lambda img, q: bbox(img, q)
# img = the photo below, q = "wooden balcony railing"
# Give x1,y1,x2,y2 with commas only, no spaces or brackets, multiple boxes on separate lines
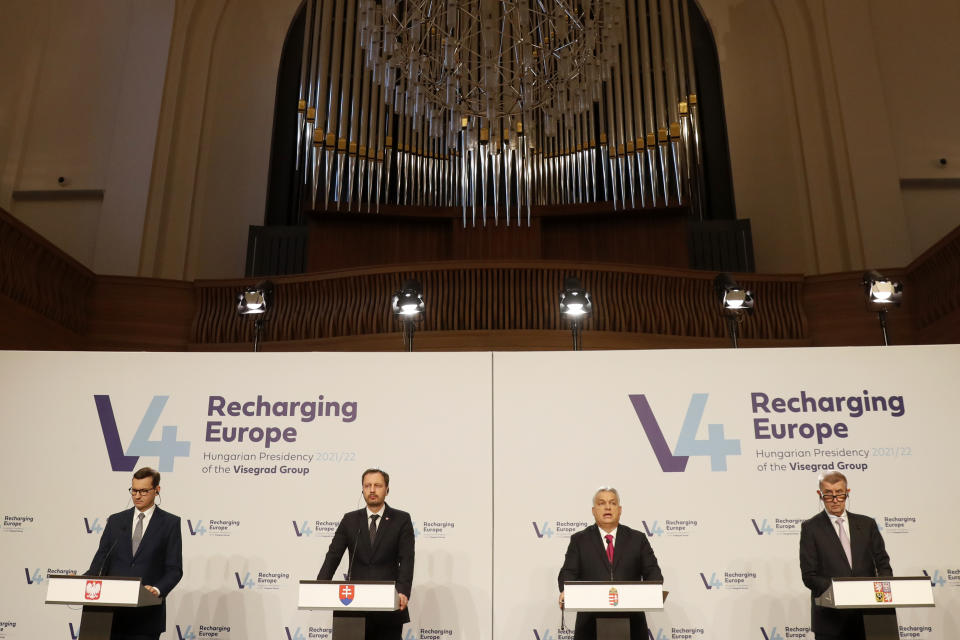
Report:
2,206,957,351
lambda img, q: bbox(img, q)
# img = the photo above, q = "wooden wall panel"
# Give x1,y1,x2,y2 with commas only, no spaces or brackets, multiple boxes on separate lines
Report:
2,206,956,353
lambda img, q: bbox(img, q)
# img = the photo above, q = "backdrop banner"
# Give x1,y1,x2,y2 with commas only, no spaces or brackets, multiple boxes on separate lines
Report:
493,345,958,640
0,351,493,640
1,346,957,640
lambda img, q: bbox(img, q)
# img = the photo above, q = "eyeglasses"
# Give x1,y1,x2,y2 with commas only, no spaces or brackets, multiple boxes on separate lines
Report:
129,488,155,496
820,493,848,502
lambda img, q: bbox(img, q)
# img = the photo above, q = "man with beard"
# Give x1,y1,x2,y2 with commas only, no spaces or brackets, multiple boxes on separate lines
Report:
318,468,415,640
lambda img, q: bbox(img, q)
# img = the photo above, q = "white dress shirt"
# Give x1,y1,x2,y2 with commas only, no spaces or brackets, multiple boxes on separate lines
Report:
826,509,850,542
597,525,619,549
133,504,157,537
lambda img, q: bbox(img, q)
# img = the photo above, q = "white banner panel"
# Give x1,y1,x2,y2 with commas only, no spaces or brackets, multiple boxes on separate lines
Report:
2,346,958,640
0,351,493,640
493,345,959,640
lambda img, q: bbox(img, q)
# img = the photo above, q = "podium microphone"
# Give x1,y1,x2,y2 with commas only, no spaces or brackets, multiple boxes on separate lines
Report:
96,537,120,577
346,492,365,581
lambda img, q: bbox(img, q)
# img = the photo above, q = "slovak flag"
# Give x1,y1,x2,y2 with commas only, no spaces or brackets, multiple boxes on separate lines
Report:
339,584,355,605
608,586,619,606
85,580,102,601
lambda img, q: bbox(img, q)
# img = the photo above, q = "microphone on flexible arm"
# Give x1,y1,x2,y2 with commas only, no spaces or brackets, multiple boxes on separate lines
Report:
345,492,364,581
94,492,132,577
97,537,120,577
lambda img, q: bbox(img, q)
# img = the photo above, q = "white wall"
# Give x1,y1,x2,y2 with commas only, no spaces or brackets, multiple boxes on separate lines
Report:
707,0,960,272
0,0,173,275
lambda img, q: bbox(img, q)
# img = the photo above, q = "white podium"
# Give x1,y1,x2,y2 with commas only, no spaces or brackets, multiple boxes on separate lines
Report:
299,580,399,640
814,576,935,640
563,581,665,640
45,575,161,640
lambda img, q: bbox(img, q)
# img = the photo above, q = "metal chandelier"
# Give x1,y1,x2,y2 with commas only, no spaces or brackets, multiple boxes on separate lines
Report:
294,0,705,226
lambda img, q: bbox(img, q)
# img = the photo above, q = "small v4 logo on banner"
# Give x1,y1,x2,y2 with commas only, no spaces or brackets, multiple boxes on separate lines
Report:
94,395,190,472
641,521,664,537
187,520,206,536
760,627,785,640
83,517,103,534
24,568,43,585
700,572,723,590
176,625,197,640
69,622,80,640
923,569,946,587
285,628,306,640
292,521,313,537
532,521,554,538
234,572,255,589
629,393,741,472
647,630,669,640
751,519,774,535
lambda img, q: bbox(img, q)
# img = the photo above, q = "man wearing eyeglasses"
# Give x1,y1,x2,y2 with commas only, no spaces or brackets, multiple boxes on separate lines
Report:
799,471,892,640
85,467,183,640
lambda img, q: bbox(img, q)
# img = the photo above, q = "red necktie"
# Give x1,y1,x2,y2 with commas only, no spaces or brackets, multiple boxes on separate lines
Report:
605,534,614,564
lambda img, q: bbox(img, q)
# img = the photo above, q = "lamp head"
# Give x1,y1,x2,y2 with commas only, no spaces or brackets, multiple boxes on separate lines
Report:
392,279,425,319
863,270,903,307
715,273,754,315
237,281,274,316
560,276,593,318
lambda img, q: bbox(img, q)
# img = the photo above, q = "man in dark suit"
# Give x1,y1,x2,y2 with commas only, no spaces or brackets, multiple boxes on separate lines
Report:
86,467,183,640
317,468,415,640
799,471,893,640
558,486,663,640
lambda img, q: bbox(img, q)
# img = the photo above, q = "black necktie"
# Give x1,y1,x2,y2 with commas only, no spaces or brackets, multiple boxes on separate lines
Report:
369,514,379,545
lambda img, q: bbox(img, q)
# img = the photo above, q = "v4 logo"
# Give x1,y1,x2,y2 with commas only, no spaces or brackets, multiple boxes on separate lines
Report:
234,572,255,589
532,521,554,539
69,622,80,640
293,521,313,537
923,570,946,587
285,628,306,640
629,393,740,472
760,627,785,640
176,625,197,640
532,630,554,640
24,568,43,585
641,521,664,537
84,517,103,534
187,520,207,536
700,572,723,589
647,630,669,640
94,395,190,472
751,519,774,535
404,630,419,640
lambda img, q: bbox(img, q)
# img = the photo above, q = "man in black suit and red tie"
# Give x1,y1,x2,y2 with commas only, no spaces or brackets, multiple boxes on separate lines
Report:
317,468,416,640
558,486,664,640
799,471,893,640
86,467,183,640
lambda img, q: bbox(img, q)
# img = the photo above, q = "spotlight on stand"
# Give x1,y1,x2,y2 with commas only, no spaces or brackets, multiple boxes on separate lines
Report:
236,280,274,352
392,279,425,352
863,270,903,346
559,276,593,351
715,273,754,348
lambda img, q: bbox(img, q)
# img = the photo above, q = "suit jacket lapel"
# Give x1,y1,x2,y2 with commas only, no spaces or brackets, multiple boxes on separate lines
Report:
611,527,626,574
818,511,851,572
590,525,612,571
847,512,866,563
370,505,391,555
133,508,162,559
